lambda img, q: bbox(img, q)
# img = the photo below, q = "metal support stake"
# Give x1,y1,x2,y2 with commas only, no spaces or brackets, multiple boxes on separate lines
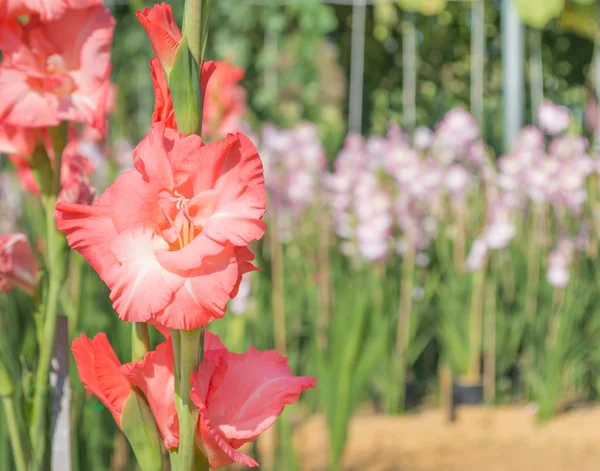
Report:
471,0,485,128
403,12,417,136
50,316,71,471
502,0,524,150
349,0,367,132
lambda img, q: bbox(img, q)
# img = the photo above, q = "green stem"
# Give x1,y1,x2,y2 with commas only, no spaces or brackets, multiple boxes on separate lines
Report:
177,328,203,471
30,198,64,468
30,123,68,468
131,323,150,362
3,397,27,471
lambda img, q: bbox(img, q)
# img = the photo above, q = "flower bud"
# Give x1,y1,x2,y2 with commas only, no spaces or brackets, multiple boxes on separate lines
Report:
168,36,203,136
120,391,164,471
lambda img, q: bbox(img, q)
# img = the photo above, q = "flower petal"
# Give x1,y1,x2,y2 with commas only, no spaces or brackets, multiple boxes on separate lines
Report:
108,227,184,323
136,3,182,73
194,347,316,441
71,333,132,427
56,188,120,286
121,339,179,449
197,418,259,469
153,246,238,330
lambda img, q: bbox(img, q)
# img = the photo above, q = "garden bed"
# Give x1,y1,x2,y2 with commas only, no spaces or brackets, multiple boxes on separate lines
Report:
294,405,600,471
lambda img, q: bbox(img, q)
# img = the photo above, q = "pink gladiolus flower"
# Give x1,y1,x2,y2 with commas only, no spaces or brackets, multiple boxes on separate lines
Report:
0,0,103,22
56,123,266,330
0,7,115,130
71,333,133,427
191,343,316,469
0,233,37,295
73,331,315,467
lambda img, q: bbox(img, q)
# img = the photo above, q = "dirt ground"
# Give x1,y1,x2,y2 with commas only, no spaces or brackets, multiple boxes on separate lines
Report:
292,405,600,471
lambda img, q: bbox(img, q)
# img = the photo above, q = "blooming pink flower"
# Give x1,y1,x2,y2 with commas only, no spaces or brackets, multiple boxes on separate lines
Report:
0,0,103,22
73,330,315,468
0,7,114,130
191,343,316,469
0,233,37,295
56,123,266,330
71,333,133,427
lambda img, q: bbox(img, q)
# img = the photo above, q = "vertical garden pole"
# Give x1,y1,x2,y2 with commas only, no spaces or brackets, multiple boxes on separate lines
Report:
470,0,485,127
50,316,70,471
529,28,544,124
349,0,367,132
502,0,524,150
403,12,417,135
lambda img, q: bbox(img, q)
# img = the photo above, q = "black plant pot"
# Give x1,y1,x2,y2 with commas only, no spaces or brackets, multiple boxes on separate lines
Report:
448,379,484,422
453,381,484,406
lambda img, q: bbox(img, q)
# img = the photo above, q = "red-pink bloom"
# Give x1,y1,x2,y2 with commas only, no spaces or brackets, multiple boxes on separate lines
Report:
191,344,317,469
202,60,246,142
56,123,266,330
0,233,37,295
0,0,103,22
71,333,132,427
0,7,114,130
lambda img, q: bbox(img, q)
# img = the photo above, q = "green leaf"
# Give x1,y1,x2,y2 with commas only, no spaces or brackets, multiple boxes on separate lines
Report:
515,0,565,29
120,392,164,471
168,35,202,136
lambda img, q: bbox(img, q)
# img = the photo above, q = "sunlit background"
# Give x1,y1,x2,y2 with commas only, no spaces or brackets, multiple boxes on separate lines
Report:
4,0,600,470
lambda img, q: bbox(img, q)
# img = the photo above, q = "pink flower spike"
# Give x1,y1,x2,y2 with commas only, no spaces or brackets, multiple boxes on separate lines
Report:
191,343,316,469
0,233,37,296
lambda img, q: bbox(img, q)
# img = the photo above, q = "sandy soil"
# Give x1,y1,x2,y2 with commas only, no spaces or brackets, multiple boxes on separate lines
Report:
293,405,600,471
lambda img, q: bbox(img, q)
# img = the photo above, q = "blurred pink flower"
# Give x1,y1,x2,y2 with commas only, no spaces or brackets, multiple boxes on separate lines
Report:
0,7,115,132
0,0,103,22
547,239,574,288
538,100,571,136
0,233,37,295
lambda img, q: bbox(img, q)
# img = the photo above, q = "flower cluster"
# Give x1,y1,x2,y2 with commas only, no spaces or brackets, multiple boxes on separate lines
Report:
326,108,488,264
259,121,327,241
